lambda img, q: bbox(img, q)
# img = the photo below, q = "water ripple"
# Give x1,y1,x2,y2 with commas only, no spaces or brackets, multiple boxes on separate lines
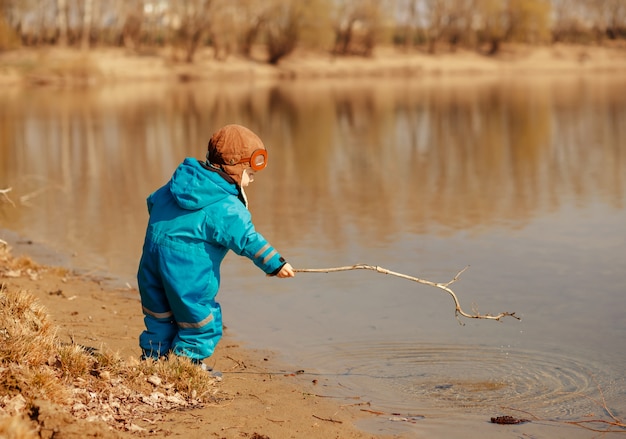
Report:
304,341,622,418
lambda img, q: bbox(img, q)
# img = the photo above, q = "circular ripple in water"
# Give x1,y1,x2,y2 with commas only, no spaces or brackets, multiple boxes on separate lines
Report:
305,341,624,419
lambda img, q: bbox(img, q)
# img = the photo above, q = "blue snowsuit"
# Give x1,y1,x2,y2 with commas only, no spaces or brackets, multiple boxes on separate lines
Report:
137,158,286,361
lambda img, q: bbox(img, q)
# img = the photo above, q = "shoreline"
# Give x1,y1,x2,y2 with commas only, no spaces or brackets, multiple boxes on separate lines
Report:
1,43,626,88
0,230,402,439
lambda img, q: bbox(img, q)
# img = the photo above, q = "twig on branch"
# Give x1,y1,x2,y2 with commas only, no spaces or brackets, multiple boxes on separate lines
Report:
294,264,519,324
20,187,50,206
0,187,15,207
312,414,343,424
563,375,626,432
501,379,626,433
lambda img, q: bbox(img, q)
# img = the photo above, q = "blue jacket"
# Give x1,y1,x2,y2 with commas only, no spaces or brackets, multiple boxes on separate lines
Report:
138,158,285,357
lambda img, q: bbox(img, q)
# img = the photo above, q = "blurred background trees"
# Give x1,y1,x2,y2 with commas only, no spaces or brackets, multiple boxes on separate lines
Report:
0,0,624,60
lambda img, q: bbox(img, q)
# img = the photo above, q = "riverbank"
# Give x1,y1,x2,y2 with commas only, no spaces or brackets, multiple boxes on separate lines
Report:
1,42,626,87
0,235,401,439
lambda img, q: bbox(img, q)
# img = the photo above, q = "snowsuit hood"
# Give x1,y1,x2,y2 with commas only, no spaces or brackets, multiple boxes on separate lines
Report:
169,157,238,210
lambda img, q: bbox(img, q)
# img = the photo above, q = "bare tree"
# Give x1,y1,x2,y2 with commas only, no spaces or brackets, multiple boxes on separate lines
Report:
551,0,589,43
331,0,357,55
475,0,508,54
81,0,93,49
423,0,448,53
206,0,241,61
3,0,625,58
331,0,390,56
399,0,421,50
240,14,264,58
55,0,68,46
263,0,332,64
445,0,479,51
421,0,481,53
0,0,20,49
505,0,552,44
121,12,142,49
229,0,268,58
171,0,213,63
604,0,626,40
264,0,299,64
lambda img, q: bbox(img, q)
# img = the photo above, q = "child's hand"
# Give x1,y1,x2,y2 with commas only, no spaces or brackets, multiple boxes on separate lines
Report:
276,263,295,278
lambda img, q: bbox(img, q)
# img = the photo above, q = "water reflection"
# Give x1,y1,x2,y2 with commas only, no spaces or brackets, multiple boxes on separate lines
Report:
1,77,624,277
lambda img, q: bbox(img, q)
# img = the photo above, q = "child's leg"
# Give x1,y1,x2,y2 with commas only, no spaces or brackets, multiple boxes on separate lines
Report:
170,301,223,361
154,245,224,361
139,314,177,359
137,250,177,359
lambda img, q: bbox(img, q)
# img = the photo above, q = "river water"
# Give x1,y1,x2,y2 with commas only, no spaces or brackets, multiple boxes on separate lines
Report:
1,75,625,438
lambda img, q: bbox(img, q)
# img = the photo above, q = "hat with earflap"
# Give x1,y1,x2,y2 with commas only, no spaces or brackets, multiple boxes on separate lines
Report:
207,124,268,187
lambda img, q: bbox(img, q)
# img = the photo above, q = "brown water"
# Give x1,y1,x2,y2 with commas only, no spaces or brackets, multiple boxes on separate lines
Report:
1,76,625,438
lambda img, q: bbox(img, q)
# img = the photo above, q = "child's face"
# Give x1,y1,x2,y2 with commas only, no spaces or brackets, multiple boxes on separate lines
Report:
241,168,255,187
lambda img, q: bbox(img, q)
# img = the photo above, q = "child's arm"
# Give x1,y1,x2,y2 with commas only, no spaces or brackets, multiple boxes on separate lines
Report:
211,204,290,276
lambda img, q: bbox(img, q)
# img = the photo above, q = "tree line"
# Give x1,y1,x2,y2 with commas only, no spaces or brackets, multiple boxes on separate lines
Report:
1,0,625,64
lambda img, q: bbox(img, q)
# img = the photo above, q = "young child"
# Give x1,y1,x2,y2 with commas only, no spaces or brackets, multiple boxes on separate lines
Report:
137,124,295,364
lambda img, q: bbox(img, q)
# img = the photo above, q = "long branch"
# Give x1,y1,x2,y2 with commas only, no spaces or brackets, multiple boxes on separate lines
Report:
294,264,519,323
0,187,15,207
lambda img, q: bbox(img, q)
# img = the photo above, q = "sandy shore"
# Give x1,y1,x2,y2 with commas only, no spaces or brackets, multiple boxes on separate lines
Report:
1,43,626,87
1,234,401,439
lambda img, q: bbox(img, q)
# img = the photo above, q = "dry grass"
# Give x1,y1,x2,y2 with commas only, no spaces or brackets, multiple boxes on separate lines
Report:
0,49,102,86
0,244,222,436
26,51,102,86
0,415,37,439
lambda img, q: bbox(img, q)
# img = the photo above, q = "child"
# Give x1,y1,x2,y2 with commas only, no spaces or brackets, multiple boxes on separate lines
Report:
137,124,295,364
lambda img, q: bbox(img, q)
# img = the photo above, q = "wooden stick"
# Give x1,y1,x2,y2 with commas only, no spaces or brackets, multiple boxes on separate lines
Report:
294,264,519,323
0,187,15,207
312,414,343,424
